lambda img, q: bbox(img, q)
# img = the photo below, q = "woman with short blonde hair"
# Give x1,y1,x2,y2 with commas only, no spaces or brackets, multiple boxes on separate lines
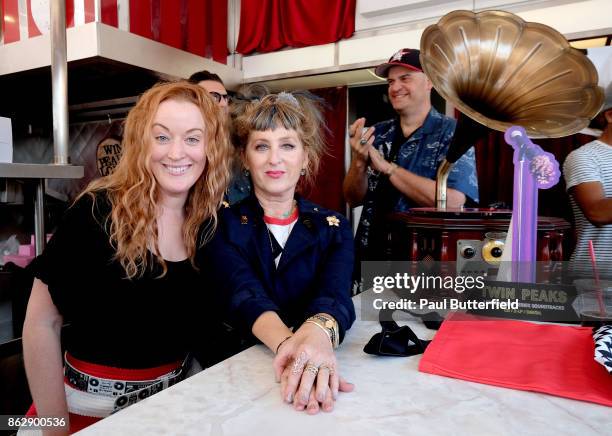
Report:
206,87,355,415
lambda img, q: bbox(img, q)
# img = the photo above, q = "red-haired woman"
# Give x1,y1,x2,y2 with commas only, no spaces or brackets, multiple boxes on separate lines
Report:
22,81,231,434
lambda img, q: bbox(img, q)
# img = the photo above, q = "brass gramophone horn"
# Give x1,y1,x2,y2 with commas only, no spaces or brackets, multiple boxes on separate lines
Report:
420,10,604,208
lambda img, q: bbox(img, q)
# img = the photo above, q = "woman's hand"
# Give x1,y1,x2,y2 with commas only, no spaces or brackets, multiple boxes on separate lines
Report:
273,323,354,412
278,364,354,414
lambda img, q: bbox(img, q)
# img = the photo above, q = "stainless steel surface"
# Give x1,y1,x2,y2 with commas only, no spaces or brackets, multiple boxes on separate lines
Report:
34,179,45,255
420,10,604,139
0,163,84,179
247,61,383,86
51,0,69,165
1,162,83,254
435,159,452,209
0,179,24,203
69,96,139,111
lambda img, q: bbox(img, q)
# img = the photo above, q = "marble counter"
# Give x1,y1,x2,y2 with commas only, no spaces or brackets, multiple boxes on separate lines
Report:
76,295,612,436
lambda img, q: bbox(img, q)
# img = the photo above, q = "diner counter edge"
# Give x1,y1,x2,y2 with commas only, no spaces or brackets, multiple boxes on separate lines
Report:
75,295,612,436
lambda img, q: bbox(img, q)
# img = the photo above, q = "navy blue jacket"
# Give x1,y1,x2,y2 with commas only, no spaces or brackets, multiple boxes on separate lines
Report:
204,195,356,342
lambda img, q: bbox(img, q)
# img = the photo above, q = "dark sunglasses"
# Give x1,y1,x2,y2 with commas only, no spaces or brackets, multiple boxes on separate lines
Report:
209,91,231,103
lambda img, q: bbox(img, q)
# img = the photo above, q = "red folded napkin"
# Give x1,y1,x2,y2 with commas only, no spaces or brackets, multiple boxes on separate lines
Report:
419,316,612,407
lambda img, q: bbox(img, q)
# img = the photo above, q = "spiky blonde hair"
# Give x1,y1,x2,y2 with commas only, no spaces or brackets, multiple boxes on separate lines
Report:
231,87,328,189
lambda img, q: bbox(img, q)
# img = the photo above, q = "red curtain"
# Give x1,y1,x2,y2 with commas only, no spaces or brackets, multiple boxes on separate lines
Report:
129,0,228,63
236,0,356,55
187,0,228,62
84,0,96,24
1,0,20,44
305,87,348,215
101,0,118,27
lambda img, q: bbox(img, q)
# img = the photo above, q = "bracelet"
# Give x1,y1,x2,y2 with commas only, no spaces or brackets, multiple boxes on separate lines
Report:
304,313,339,349
275,335,292,354
305,319,333,344
387,163,398,177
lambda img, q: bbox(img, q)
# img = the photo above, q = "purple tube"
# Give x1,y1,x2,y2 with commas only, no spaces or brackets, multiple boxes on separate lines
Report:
504,126,560,283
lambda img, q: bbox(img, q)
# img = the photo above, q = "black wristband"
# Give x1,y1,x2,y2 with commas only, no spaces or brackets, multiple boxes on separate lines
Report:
275,335,292,354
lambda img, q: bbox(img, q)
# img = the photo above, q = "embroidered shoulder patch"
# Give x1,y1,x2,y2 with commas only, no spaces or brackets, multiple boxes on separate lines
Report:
327,216,340,227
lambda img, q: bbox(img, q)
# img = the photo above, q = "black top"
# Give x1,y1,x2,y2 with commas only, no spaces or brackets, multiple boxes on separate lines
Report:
30,192,209,368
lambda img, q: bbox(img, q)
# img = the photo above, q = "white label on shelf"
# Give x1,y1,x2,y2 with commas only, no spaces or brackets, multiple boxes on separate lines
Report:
0,117,13,163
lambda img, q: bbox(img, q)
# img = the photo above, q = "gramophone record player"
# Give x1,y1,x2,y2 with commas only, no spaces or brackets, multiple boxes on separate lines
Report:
420,9,604,209
385,10,599,266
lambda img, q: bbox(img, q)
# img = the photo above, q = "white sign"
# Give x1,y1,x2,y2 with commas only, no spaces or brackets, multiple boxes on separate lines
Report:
0,117,13,163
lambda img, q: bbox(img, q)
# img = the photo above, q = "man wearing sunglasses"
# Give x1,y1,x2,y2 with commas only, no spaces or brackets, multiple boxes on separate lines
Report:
188,70,249,204
188,70,231,112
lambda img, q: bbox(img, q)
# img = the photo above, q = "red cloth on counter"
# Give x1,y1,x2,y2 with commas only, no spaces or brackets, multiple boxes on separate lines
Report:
419,316,612,407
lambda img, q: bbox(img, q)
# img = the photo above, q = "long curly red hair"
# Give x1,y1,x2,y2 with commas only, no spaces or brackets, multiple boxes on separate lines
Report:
82,81,231,278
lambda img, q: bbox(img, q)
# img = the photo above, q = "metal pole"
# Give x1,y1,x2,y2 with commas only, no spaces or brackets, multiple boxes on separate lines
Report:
51,0,69,165
34,179,45,255
435,159,453,209
37,0,69,254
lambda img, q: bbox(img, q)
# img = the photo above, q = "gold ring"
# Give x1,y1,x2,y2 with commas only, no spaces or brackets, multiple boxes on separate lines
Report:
304,362,319,376
319,364,334,375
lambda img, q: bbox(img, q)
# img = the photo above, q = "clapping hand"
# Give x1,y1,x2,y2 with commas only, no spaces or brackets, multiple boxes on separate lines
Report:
348,118,375,165
368,145,393,175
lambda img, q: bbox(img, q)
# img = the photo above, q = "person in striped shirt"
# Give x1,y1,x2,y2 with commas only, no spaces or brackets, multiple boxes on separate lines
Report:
563,89,612,277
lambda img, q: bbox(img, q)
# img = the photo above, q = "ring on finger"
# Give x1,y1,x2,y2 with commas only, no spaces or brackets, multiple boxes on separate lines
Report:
360,137,367,145
319,364,335,376
292,351,308,374
304,362,319,376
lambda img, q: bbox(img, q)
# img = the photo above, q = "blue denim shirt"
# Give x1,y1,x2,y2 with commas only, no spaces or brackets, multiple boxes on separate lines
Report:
355,108,479,259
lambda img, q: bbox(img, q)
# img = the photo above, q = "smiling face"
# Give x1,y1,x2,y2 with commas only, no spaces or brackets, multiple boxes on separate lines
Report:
244,127,308,201
149,99,207,205
387,65,432,114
